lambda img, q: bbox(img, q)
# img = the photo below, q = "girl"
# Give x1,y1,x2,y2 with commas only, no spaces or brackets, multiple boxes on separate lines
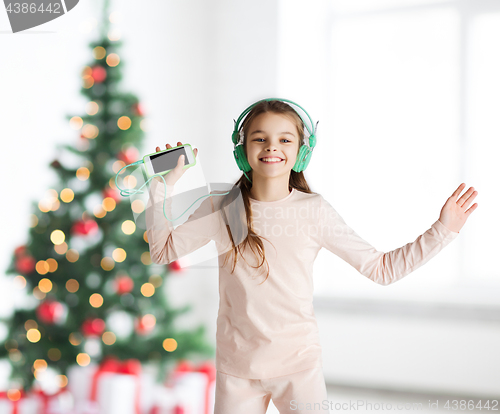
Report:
145,99,478,414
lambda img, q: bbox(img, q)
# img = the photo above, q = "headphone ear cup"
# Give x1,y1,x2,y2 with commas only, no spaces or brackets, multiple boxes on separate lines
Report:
233,144,252,172
293,145,311,172
301,149,313,171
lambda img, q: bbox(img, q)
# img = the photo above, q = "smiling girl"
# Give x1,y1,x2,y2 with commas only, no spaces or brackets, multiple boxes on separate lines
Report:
145,98,478,414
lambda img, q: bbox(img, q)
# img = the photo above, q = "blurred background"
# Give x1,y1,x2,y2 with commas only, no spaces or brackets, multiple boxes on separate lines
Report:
0,0,498,412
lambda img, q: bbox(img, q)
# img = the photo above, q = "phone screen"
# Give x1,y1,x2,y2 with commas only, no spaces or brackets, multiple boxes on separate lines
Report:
150,147,187,173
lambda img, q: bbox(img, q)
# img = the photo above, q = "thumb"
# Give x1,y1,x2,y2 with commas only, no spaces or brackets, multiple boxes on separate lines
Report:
177,154,185,167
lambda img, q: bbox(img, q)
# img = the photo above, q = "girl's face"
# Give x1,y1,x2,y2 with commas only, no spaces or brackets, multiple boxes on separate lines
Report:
245,112,301,179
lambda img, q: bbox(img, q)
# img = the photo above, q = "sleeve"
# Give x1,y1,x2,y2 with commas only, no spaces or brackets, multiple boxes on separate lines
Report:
145,178,223,265
318,196,460,285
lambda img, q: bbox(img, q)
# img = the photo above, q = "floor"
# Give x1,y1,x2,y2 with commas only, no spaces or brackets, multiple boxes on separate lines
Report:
265,383,497,413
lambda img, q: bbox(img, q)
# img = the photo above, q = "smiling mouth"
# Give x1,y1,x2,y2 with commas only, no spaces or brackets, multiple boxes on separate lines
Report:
259,157,284,163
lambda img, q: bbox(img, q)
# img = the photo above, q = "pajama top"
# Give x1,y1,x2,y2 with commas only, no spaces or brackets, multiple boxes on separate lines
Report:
145,179,459,380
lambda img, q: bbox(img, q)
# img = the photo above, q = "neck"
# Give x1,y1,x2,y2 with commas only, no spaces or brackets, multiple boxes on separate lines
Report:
249,174,291,202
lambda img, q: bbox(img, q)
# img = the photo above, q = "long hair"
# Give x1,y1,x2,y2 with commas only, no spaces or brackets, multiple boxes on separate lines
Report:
219,100,317,284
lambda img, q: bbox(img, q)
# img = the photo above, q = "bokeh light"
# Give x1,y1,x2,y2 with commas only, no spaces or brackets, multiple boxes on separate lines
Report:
60,188,75,203
100,257,115,271
82,124,99,139
66,279,79,293
163,338,178,352
106,53,120,67
102,331,116,345
121,220,136,235
38,278,53,293
102,197,116,212
54,242,68,255
76,167,90,181
27,329,41,343
66,249,79,263
50,230,65,245
76,353,91,366
70,116,83,130
112,248,126,262
89,293,103,308
92,46,106,60
35,261,49,275
140,283,155,297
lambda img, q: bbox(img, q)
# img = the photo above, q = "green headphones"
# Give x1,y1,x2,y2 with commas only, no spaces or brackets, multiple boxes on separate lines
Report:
231,98,319,181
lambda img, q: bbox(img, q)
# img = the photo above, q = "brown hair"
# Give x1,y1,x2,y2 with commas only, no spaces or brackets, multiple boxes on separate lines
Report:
218,100,317,284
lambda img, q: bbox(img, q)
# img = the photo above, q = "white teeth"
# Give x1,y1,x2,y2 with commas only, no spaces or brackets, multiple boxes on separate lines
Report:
260,158,282,162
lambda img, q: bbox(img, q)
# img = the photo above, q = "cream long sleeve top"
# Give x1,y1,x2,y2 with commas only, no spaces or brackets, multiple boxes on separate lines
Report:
145,179,460,380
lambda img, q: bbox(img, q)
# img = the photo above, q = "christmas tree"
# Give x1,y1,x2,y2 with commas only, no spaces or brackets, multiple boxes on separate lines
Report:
0,0,214,393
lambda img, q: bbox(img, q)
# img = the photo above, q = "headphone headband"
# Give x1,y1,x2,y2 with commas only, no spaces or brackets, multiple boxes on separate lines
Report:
232,98,318,145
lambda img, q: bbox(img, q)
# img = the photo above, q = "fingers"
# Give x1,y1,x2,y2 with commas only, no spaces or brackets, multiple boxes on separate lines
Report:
458,186,476,203
156,143,197,161
157,142,182,152
460,189,478,210
453,183,466,198
465,202,479,216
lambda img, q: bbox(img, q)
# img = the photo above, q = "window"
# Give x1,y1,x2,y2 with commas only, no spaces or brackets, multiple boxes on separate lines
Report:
278,0,499,306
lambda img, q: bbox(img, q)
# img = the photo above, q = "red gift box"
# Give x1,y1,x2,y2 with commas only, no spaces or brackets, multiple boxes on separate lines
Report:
0,390,39,414
167,360,216,414
90,356,142,414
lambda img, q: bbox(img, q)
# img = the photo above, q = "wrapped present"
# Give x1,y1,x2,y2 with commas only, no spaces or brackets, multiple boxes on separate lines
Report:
31,388,74,414
148,383,181,414
90,356,141,414
150,404,186,414
68,356,154,414
0,390,41,414
166,360,216,414
67,364,98,405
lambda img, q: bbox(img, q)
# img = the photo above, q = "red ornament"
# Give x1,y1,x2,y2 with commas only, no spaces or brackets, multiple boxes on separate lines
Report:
15,255,36,274
168,260,184,273
81,318,106,337
134,315,155,336
131,102,144,117
72,219,98,236
37,300,65,325
117,147,140,165
102,187,121,203
173,406,186,414
91,66,107,83
14,245,27,257
114,275,134,295
14,245,36,274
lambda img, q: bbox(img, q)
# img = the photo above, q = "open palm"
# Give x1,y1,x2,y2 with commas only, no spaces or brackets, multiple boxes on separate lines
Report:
439,183,478,233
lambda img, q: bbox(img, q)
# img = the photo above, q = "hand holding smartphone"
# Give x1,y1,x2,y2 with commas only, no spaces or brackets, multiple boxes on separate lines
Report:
143,141,198,187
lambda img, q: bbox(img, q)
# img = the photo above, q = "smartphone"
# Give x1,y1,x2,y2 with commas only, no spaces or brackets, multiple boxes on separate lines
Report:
143,144,196,178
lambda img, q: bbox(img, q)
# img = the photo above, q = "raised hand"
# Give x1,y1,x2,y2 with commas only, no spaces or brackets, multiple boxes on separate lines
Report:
438,183,478,233
153,141,198,186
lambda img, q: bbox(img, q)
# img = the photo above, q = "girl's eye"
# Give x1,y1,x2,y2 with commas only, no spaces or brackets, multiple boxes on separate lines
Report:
254,138,291,143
